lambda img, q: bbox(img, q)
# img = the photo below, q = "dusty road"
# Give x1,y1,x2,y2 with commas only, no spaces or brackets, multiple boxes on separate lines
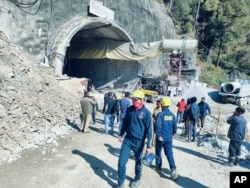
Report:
0,101,249,188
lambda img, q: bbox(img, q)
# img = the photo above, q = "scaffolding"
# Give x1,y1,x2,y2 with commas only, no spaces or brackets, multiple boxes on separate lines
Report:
167,50,183,86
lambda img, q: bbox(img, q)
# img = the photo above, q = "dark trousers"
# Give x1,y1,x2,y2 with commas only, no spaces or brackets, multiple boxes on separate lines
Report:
229,140,242,157
117,138,144,186
155,138,176,170
198,116,205,128
91,112,96,123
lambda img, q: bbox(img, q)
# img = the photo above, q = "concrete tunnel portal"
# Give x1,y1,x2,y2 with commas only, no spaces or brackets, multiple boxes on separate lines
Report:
54,18,139,89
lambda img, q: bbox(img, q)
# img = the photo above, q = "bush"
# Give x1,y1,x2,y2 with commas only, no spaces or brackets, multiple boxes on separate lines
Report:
199,63,230,86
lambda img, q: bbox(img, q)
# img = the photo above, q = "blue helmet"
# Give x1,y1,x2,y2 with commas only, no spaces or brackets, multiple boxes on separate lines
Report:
142,153,155,167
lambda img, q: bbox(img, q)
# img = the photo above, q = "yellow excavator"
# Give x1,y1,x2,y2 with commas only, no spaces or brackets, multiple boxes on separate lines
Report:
140,89,159,103
138,76,169,103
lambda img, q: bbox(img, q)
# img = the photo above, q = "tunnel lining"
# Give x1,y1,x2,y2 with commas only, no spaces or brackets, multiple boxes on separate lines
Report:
50,17,133,76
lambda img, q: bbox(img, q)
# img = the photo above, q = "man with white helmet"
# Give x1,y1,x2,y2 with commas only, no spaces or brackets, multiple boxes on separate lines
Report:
155,97,178,180
117,90,152,188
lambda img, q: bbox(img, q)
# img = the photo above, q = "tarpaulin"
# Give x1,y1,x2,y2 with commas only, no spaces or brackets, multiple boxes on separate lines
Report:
71,39,197,60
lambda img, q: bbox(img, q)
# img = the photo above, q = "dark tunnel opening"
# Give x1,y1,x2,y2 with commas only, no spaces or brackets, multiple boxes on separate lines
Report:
63,38,138,89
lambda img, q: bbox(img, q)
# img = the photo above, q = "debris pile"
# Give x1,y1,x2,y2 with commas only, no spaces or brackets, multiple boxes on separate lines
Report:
0,32,81,164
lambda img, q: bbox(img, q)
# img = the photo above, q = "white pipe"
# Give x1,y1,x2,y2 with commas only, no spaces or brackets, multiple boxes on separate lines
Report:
162,39,198,53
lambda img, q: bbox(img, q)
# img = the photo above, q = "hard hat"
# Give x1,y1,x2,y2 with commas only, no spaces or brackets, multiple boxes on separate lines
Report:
142,153,155,167
161,97,171,106
132,90,145,99
89,92,94,97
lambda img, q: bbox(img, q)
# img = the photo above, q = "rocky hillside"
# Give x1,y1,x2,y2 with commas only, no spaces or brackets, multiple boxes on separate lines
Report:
0,32,81,164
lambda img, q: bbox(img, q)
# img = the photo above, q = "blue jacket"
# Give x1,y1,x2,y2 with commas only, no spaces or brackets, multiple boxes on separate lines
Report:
227,115,247,141
120,105,152,148
103,97,117,114
119,97,131,118
198,102,211,117
188,102,200,121
155,108,177,141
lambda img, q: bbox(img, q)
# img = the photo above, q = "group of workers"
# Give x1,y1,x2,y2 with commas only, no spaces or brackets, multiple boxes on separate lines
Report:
80,88,247,188
117,90,178,188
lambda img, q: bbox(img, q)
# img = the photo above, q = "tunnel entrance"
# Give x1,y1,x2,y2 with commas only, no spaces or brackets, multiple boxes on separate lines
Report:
57,18,138,89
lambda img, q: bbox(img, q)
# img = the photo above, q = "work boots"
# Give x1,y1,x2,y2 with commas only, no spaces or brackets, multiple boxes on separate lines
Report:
234,157,240,166
227,156,234,167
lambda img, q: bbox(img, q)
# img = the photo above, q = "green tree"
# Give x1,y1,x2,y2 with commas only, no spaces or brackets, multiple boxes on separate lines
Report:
197,0,250,74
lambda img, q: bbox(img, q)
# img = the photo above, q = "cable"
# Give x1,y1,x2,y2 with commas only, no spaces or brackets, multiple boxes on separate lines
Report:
45,0,54,56
9,0,43,15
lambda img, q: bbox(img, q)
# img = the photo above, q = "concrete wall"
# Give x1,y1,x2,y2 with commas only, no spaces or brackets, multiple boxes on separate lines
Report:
0,0,175,76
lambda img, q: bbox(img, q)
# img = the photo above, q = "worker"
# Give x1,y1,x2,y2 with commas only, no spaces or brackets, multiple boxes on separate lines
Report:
176,98,186,124
114,95,121,124
187,97,200,142
89,92,98,124
80,91,96,133
197,97,211,134
152,100,162,146
118,92,132,134
103,92,117,135
155,97,178,181
226,106,247,166
117,90,152,188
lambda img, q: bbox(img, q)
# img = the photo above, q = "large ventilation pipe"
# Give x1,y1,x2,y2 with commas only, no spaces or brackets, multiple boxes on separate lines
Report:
222,82,241,93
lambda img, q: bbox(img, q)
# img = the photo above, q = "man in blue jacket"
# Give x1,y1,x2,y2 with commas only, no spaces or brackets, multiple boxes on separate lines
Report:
188,97,200,142
119,92,132,134
227,106,247,166
198,97,211,134
103,92,117,135
155,97,178,181
117,90,152,188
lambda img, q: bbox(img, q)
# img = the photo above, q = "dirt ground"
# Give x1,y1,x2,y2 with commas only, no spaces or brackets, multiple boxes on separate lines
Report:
0,98,249,188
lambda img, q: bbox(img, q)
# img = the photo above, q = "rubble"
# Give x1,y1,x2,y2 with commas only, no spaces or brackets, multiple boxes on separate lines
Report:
0,32,81,164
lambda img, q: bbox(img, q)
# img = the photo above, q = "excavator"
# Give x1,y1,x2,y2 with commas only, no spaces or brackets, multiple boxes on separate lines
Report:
138,76,169,103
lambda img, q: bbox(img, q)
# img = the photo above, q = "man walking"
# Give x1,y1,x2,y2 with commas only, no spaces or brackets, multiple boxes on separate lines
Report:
176,98,186,124
187,97,200,142
198,97,211,134
119,92,131,133
117,90,152,188
103,91,117,135
226,106,247,166
80,91,96,133
155,97,178,180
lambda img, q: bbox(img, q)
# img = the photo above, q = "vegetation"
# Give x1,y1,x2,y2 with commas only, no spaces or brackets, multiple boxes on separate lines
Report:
198,63,230,86
166,0,250,85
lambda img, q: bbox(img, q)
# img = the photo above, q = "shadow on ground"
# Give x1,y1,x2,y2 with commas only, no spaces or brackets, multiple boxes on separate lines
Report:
156,168,209,188
72,149,119,187
173,146,225,165
66,118,80,132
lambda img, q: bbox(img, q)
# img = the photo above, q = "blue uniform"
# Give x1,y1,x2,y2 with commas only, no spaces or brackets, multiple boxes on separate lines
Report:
118,105,152,186
119,97,131,133
198,101,211,128
155,107,177,171
188,102,200,142
227,114,247,157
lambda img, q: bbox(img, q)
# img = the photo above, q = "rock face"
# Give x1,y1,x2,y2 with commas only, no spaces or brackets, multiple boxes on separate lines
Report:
0,0,176,164
0,0,175,76
0,32,81,164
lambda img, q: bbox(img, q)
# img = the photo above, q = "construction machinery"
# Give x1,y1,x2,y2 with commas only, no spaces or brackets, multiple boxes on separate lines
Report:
137,76,169,102
219,79,250,106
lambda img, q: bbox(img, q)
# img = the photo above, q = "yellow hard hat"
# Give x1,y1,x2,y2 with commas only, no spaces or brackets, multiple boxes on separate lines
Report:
161,97,171,106
116,95,122,100
132,90,145,99
89,92,94,97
